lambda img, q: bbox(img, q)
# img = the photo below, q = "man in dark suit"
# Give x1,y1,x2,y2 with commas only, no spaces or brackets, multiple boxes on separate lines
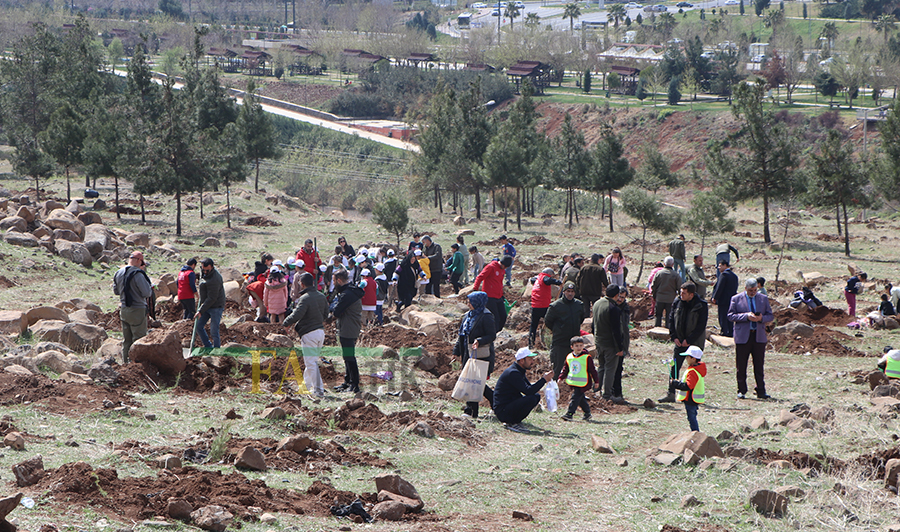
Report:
710,260,738,337
727,277,774,400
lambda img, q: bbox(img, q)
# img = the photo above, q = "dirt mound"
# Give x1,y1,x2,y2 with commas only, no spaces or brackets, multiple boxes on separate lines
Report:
245,216,281,227
629,291,653,322
155,299,249,324
35,461,370,522
0,373,138,414
816,233,843,242
167,319,296,349
0,276,16,288
358,324,455,376
750,447,844,474
476,237,522,246
520,235,558,245
95,310,122,331
661,526,734,532
773,306,852,327
851,445,900,480
769,325,865,357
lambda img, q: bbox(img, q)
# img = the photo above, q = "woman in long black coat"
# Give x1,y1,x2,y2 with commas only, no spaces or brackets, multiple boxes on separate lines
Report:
393,252,421,312
454,291,496,418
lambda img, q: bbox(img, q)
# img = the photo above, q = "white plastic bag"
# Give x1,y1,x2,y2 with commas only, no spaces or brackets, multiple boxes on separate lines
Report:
544,380,559,413
451,359,489,402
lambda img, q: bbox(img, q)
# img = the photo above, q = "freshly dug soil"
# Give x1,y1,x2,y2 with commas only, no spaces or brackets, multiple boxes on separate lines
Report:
245,216,281,227
357,324,455,376
769,326,865,357
750,447,845,474
773,306,852,327
32,461,371,522
0,373,139,414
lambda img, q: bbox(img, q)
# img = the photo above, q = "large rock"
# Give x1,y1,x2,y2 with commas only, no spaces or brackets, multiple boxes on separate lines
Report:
591,435,615,453
234,446,267,471
45,209,85,240
77,211,102,226
219,268,243,283
125,232,150,247
885,458,900,490
374,473,421,501
31,320,67,343
372,500,406,521
749,489,788,515
0,493,22,521
130,329,186,374
0,216,26,233
190,505,233,532
658,432,724,459
377,490,424,512
83,224,111,257
69,309,101,325
708,334,735,348
276,435,312,454
647,327,670,341
4,230,38,247
88,359,120,385
15,206,34,223
437,371,459,392
12,454,44,487
167,498,194,520
58,322,107,352
95,338,123,360
407,311,450,338
32,350,78,375
25,306,69,327
771,321,814,338
55,240,93,268
223,281,242,304
52,228,80,242
0,311,26,335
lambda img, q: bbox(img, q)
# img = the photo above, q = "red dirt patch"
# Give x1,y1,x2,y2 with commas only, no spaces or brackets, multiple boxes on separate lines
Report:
751,447,845,474
245,216,281,227
769,325,865,357
0,373,138,414
31,461,371,522
0,276,16,288
357,324,454,376
773,306,853,327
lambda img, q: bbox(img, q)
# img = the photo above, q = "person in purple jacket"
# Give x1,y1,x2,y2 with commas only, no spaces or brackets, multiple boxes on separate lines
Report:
728,278,774,400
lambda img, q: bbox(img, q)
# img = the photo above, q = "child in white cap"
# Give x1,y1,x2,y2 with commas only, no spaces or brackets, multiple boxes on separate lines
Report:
374,263,387,326
670,345,707,432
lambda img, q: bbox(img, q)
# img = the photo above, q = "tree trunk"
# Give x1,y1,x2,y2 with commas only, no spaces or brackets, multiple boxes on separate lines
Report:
503,186,508,231
115,175,121,220
842,201,850,257
700,234,706,256
516,187,522,231
762,190,771,243
34,175,40,201
574,191,580,224
176,190,182,236
84,170,90,188
434,185,439,208
475,187,482,219
255,158,260,193
836,204,842,236
438,188,443,213
492,189,496,213
568,189,574,229
66,166,71,203
608,188,615,232
140,194,146,223
199,184,204,219
226,181,231,228
636,225,647,286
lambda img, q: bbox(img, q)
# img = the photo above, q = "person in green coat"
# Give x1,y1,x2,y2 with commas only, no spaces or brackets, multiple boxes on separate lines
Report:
448,243,465,294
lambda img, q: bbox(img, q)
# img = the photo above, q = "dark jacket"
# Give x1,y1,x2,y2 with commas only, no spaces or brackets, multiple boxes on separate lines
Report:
114,265,153,309
575,263,609,300
424,242,444,274
331,282,364,339
686,263,714,300
651,267,681,304
668,238,686,261
493,362,547,414
592,296,624,352
394,257,421,303
197,268,225,315
454,309,497,375
669,295,708,349
711,268,739,306
618,300,631,356
283,286,328,338
544,296,585,347
845,276,863,294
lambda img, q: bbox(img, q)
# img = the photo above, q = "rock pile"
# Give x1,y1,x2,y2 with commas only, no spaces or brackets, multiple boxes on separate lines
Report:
372,473,424,521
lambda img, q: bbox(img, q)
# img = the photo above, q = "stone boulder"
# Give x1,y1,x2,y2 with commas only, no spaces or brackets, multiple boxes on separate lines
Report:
4,230,38,247
88,359,120,385
885,458,900,490
167,498,194,520
83,224,111,257
202,237,220,247
57,322,107,352
658,432,724,459
39,200,64,218
130,329,186,374
15,206,35,223
65,199,83,215
95,338,123,360
30,320,67,343
12,454,44,487
374,473,421,501
190,505,233,532
771,321,814,338
125,232,150,247
219,268,243,283
372,500,406,521
32,350,78,375
377,490,424,512
56,240,93,268
234,446,267,471
52,228,80,242
749,489,788,516
0,216,26,233
407,311,450,338
25,306,70,327
77,211,102,226
647,327,671,341
69,309,101,325
45,209,85,240
276,435,313,454
0,311,27,335
223,281,242,304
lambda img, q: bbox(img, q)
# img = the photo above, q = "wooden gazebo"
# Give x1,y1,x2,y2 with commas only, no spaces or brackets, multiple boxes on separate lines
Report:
506,61,552,94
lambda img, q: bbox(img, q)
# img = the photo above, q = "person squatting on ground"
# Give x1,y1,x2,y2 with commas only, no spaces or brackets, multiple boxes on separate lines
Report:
331,269,364,394
544,281,585,379
177,258,198,320
670,345,707,432
454,291,496,419
878,347,900,379
558,336,599,421
592,284,626,404
651,256,681,328
660,282,708,403
528,268,563,349
492,348,553,433
473,255,512,332
728,277,774,400
195,258,225,349
114,250,153,363
283,272,328,397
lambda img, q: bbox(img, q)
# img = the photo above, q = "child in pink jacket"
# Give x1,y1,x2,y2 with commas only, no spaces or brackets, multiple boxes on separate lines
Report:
263,267,289,323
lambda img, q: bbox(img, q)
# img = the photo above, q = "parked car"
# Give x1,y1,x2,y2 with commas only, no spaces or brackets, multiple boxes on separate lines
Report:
652,4,667,10
751,54,766,63
700,50,716,59
514,0,525,8
625,2,643,7
472,2,487,8
724,0,739,5
676,1,692,6
491,8,501,15
642,4,655,10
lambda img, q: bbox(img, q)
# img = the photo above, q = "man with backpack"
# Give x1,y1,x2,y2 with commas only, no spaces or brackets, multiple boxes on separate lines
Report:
113,251,154,363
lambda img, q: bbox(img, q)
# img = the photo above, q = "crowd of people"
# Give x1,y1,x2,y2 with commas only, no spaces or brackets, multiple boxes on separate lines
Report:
111,232,897,433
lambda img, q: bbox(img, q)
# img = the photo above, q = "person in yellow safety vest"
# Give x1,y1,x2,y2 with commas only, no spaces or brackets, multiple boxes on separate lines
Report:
671,345,707,432
877,347,900,379
557,336,599,422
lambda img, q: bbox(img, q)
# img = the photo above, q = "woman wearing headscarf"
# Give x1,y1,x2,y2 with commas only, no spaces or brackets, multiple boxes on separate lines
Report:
454,291,496,418
392,251,421,312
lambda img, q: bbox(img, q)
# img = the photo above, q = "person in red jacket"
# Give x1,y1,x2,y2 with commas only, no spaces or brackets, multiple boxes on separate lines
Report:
473,255,513,332
359,268,377,326
528,267,563,348
296,239,322,279
177,258,198,319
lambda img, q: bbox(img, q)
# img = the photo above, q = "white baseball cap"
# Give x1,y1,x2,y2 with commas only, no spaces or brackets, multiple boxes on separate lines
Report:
375,263,385,272
685,346,703,360
515,347,538,361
